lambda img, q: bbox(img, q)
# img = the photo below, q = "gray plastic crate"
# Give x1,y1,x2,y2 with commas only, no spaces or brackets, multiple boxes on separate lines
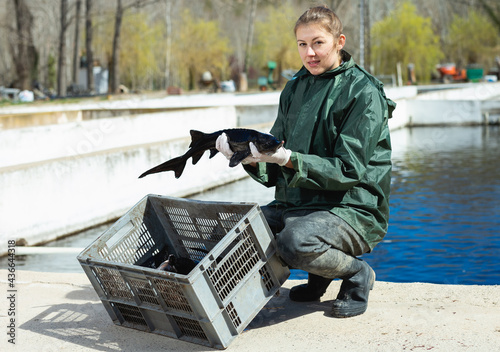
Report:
77,194,289,349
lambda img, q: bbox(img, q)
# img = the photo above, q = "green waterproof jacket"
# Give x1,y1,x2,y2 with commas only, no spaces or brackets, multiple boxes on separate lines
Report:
246,51,396,250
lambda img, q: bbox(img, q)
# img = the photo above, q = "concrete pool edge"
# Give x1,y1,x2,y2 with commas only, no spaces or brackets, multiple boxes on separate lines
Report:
2,269,499,351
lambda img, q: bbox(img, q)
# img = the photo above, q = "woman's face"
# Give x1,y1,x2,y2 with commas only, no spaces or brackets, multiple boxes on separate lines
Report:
296,23,345,76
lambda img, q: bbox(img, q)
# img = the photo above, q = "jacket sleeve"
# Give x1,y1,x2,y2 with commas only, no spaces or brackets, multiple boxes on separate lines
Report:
286,87,388,191
243,162,281,187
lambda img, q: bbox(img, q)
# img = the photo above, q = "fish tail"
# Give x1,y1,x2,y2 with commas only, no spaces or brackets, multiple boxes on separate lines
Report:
138,156,187,179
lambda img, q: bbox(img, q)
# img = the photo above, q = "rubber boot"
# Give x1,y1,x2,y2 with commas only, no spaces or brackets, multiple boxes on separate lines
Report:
331,260,375,318
289,273,332,302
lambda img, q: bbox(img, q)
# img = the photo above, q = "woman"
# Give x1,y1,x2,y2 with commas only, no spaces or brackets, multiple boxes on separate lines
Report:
217,5,395,318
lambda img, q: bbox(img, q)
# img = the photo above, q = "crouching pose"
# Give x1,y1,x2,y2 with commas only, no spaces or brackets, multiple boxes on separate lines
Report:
216,5,395,318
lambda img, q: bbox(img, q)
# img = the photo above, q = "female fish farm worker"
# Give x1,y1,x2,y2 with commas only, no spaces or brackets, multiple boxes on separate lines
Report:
216,5,395,318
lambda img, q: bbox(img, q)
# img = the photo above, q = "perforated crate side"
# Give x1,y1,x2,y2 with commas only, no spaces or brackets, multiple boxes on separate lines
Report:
205,226,262,303
222,255,290,333
149,196,255,256
106,300,238,349
192,206,277,305
152,277,194,314
77,195,175,269
91,265,135,302
124,269,222,322
110,301,150,331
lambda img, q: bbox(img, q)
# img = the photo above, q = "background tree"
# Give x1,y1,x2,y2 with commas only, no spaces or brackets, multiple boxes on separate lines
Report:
478,0,500,32
85,0,94,93
445,10,499,68
110,0,160,93
109,0,123,93
71,0,81,86
371,1,443,84
11,0,37,90
48,54,57,90
57,0,71,97
164,0,172,89
238,0,257,90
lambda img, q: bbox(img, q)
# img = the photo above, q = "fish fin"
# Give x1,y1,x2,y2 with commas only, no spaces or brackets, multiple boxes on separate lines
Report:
209,148,219,159
173,160,186,178
191,151,204,165
229,150,251,167
189,130,205,148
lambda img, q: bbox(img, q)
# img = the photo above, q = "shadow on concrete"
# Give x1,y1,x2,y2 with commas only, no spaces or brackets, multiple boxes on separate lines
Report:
244,287,333,331
65,287,100,301
19,302,210,351
19,283,330,350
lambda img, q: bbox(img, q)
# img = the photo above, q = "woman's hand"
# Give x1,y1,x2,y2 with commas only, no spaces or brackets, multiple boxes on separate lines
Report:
215,133,234,160
216,133,292,167
244,142,292,166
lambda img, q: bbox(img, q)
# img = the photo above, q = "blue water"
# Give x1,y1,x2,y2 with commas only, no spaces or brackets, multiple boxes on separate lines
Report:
369,126,500,285
3,126,499,285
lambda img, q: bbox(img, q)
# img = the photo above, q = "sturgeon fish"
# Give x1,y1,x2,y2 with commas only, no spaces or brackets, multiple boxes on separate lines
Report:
157,254,197,275
139,128,283,179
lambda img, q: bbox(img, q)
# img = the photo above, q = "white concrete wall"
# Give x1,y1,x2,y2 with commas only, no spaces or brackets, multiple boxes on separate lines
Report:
389,99,410,130
385,86,418,101
0,91,282,116
0,106,236,167
406,100,483,126
405,82,500,126
415,82,500,100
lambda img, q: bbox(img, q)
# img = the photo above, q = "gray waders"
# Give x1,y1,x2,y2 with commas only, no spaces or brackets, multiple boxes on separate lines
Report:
261,206,376,318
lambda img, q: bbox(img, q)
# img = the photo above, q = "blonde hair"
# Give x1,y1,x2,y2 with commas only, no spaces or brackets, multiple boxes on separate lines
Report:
294,5,343,39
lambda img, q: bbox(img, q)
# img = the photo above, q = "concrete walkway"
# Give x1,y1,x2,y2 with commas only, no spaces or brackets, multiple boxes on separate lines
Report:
1,270,499,351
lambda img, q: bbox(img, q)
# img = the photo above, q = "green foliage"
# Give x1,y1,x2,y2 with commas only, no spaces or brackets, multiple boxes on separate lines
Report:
252,6,302,83
119,13,165,89
91,8,232,91
371,1,443,84
173,9,233,90
91,12,165,91
445,10,499,67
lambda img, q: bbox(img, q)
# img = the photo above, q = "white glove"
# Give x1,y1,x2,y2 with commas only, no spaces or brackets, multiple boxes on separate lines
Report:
244,142,292,166
216,133,258,165
215,133,234,160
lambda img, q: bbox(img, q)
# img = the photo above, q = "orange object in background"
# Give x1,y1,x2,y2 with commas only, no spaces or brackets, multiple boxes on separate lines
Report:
437,63,467,83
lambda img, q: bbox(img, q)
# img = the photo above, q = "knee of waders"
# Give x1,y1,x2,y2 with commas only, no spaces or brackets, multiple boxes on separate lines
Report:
276,231,309,268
